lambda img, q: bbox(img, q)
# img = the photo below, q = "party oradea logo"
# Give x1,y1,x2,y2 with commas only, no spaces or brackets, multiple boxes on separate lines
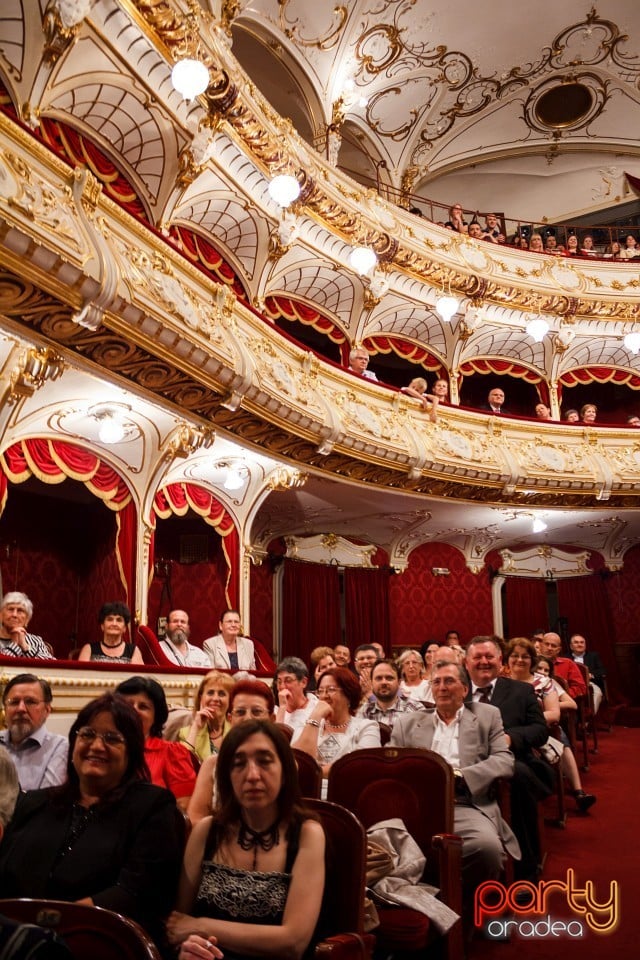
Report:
475,869,619,939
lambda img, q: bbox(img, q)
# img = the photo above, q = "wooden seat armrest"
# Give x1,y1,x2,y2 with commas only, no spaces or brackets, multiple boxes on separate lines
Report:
431,833,463,915
315,932,375,959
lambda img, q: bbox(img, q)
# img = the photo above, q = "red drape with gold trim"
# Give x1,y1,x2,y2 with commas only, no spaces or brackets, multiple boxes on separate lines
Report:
459,358,542,383
264,296,347,345
0,439,135,607
153,483,239,608
170,226,247,301
363,335,443,373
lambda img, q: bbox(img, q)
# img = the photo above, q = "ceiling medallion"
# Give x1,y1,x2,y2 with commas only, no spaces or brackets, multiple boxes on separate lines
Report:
534,82,593,129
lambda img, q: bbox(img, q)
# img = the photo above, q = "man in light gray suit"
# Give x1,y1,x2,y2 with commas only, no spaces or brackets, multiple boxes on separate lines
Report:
390,660,520,914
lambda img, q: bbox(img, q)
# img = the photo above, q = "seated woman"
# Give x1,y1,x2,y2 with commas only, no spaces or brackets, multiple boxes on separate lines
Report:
535,402,552,421
400,377,439,422
580,403,597,425
203,609,256,671
187,679,275,827
292,666,380,796
620,234,638,259
116,676,196,809
77,601,143,664
398,648,432,701
563,408,580,423
178,671,235,764
307,645,336,692
167,720,325,960
565,234,579,256
0,693,182,942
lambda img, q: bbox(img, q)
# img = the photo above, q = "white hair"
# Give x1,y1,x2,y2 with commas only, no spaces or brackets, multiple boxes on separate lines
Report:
1,592,33,622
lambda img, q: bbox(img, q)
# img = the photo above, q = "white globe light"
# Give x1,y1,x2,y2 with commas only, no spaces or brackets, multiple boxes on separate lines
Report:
435,295,459,323
268,175,301,208
349,246,378,276
98,415,125,444
624,332,640,354
532,517,547,533
171,59,210,100
526,317,549,342
224,467,245,491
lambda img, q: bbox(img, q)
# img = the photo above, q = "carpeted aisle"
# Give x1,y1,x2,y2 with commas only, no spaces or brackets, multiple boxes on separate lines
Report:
469,726,639,960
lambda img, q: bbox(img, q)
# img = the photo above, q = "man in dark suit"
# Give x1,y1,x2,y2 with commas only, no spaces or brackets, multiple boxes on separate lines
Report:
569,633,606,713
391,660,519,919
465,637,549,882
482,387,506,414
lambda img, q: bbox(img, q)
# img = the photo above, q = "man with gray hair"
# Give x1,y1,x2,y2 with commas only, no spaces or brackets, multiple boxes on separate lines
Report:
160,609,209,668
274,656,318,734
0,592,53,659
0,674,68,790
348,347,378,381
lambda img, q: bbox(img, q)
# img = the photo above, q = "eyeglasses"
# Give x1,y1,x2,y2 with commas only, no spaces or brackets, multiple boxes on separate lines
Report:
317,686,340,696
230,708,270,718
76,726,126,747
509,654,531,661
4,698,45,709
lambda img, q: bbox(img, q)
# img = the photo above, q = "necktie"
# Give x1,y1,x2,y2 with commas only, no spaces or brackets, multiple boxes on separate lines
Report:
477,685,492,703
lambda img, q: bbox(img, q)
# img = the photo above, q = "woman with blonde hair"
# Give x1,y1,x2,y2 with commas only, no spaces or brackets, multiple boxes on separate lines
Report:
397,648,432,700
178,671,235,764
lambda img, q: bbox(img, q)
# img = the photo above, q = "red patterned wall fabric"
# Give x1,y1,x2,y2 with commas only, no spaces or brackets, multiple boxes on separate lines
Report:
39,117,149,221
264,296,347,345
362,336,443,373
249,561,275,656
147,553,228,647
388,543,494,646
0,439,135,608
170,226,248,301
153,483,239,608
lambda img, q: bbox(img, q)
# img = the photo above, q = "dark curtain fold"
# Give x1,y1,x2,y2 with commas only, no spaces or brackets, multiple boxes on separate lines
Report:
556,575,616,678
504,577,548,639
281,560,341,662
344,566,391,653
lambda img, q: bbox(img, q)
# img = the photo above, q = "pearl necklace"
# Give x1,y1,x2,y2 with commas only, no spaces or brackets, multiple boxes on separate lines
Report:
325,718,350,731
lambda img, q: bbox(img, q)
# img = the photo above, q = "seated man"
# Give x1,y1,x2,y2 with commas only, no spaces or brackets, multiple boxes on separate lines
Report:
569,633,606,713
333,643,353,670
541,632,587,699
359,658,424,730
0,592,53,659
0,674,67,790
160,609,209,668
483,387,506,414
347,346,378,381
391,661,518,919
353,643,379,699
274,656,318,734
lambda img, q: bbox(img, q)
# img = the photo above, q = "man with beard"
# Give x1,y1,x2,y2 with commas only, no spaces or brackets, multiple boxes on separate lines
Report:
359,659,424,730
160,609,210,667
0,673,67,789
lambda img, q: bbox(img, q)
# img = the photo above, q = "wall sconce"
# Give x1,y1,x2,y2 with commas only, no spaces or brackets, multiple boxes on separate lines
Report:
6,347,64,404
89,403,137,445
349,246,378,276
623,331,640,354
268,174,301,209
268,467,308,491
525,315,550,343
171,58,210,100
435,293,459,323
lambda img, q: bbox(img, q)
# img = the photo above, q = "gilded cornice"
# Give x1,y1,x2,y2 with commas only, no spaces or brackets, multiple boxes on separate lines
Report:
125,1,640,322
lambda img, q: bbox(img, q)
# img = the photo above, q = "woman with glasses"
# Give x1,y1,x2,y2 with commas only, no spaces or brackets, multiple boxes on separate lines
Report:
292,666,380,797
167,719,325,960
398,648,432,701
0,692,182,942
178,671,235,764
187,680,275,826
115,676,196,809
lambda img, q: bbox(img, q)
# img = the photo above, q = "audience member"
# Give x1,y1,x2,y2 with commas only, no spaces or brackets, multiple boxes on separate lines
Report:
347,347,378,381
483,213,503,240
566,235,579,256
274,656,318,734
78,602,143,664
620,234,638,259
292,666,380,794
203,609,256,671
544,234,558,253
397,648,432,700
353,643,378,698
605,240,622,259
333,644,352,669
0,693,182,942
0,674,67,790
483,387,506,414
580,234,597,256
446,203,467,233
391,660,519,920
580,403,597,424
465,636,549,882
445,629,461,645
420,640,441,685
359,658,424,729
505,639,595,813
528,233,544,252
401,377,439,421
308,645,336,690
167,721,325,960
569,633,606,713
432,378,450,402
540,633,587,699
0,592,53,660
626,414,640,426
116,676,196,808
178,671,234,763
187,679,275,826
160,609,210,668
535,403,552,420
564,408,580,422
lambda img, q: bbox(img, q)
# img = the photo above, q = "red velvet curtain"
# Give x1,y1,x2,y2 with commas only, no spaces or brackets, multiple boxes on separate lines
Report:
281,560,341,663
344,566,391,654
556,575,616,678
153,483,240,608
0,439,135,608
504,577,549,639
